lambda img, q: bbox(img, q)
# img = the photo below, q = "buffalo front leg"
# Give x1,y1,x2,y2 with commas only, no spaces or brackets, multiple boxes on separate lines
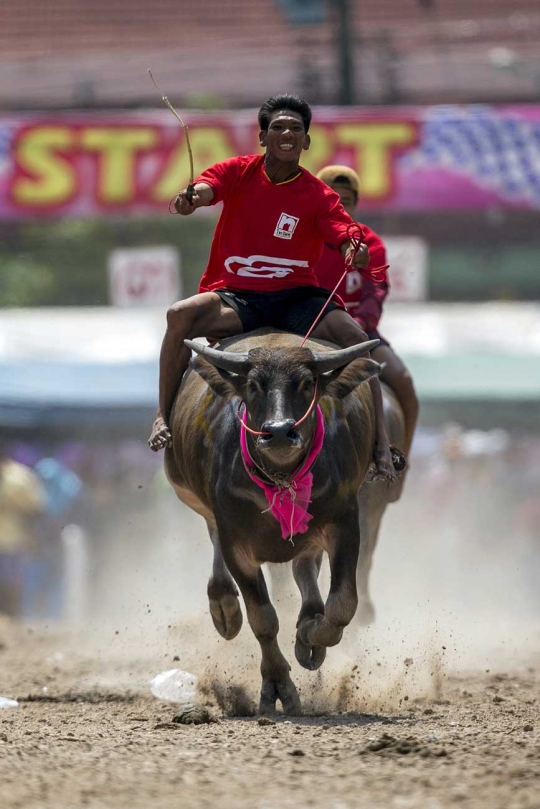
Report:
296,512,360,650
293,552,327,671
207,526,243,640
223,550,301,716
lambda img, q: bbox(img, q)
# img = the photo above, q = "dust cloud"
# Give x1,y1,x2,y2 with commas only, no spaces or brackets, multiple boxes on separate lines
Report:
74,435,540,716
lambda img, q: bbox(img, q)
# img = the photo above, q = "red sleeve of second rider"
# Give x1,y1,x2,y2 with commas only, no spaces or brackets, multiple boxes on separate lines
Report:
350,226,389,332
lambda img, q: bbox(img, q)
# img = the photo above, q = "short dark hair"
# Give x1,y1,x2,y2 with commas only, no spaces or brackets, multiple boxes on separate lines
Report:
258,95,312,133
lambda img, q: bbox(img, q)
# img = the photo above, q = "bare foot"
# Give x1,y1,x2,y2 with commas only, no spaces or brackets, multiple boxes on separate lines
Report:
373,442,397,483
148,416,172,452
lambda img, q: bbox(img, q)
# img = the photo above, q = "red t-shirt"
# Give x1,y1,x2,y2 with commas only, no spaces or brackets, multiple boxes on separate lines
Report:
196,154,361,294
314,224,389,332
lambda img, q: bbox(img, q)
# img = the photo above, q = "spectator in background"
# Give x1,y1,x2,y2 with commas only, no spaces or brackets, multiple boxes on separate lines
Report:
0,441,46,617
32,456,84,619
315,165,419,463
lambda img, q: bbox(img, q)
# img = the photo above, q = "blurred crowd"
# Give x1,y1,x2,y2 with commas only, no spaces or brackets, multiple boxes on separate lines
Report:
0,436,165,620
0,425,539,622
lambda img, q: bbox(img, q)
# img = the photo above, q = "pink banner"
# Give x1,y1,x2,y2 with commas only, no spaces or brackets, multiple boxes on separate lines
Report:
1,105,540,217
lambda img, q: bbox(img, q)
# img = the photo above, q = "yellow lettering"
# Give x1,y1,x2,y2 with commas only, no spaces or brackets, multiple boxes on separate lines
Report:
81,128,158,203
335,123,417,198
12,127,76,206
154,127,236,200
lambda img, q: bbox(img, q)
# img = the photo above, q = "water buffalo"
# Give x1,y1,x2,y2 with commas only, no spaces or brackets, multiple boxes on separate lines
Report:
165,329,402,714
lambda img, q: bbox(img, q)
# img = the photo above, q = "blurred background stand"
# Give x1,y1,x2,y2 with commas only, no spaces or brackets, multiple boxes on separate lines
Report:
1,0,540,623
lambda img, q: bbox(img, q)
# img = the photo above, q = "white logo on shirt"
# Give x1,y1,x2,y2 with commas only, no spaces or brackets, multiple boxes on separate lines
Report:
224,254,309,279
346,270,363,294
273,212,299,240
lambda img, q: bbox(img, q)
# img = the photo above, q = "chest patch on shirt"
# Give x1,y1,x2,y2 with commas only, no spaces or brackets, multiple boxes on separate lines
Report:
274,212,299,240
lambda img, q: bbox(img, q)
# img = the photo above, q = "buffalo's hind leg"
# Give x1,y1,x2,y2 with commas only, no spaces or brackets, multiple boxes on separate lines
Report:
223,548,301,716
207,526,243,640
356,485,387,626
293,552,327,671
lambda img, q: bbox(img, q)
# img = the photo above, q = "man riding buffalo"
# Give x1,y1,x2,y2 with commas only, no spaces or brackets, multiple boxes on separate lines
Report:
148,94,398,481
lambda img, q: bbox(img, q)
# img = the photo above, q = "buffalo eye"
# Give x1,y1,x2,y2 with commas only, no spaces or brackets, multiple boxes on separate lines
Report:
298,377,315,395
246,378,263,396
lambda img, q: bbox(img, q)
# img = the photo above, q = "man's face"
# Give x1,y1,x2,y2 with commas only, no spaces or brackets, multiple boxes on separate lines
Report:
330,183,357,217
259,110,310,163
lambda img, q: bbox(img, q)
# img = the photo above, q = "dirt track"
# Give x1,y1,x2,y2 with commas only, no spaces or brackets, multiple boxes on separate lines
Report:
2,463,540,809
1,614,539,809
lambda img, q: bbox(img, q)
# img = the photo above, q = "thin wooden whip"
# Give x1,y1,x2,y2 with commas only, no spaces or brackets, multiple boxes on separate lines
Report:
148,69,195,203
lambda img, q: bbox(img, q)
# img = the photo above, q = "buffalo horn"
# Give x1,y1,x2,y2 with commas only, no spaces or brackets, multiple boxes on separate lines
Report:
312,339,380,374
184,340,251,374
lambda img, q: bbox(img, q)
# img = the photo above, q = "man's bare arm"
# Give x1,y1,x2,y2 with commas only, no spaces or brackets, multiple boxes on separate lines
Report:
174,182,214,215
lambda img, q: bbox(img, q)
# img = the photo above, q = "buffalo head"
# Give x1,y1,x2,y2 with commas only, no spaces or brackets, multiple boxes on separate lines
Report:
185,339,380,472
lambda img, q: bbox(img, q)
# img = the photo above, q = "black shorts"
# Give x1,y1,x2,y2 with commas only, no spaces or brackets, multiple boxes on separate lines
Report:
215,287,342,337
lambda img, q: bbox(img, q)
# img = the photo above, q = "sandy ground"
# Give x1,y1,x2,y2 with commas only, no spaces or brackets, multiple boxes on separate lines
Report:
1,609,539,809
2,483,540,809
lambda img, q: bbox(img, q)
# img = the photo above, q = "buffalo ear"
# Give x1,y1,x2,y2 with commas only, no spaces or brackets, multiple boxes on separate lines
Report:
321,358,381,399
190,357,242,400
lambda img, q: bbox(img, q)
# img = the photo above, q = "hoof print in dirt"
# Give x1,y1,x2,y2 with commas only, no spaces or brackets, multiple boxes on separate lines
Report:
172,706,217,725
362,733,447,758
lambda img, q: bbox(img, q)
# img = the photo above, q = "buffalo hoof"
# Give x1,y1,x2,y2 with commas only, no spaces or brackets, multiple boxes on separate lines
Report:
209,593,243,640
259,677,302,716
357,597,376,627
297,614,343,649
294,636,326,670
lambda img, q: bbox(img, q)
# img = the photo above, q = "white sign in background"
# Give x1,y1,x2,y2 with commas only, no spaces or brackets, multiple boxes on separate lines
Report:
108,246,181,308
382,236,429,302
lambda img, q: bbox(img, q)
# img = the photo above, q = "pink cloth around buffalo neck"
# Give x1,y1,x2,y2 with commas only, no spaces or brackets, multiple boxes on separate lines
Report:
239,406,325,540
